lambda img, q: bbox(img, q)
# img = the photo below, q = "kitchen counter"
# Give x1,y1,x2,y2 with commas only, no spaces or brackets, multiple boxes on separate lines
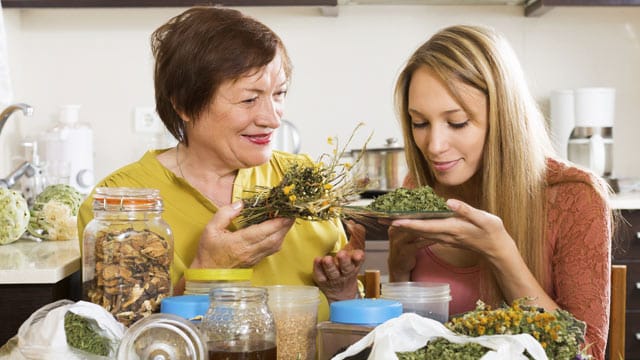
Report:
0,239,80,284
0,239,82,345
610,192,640,210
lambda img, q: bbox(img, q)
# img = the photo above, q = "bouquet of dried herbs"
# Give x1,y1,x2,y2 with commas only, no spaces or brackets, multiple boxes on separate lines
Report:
396,298,592,360
238,123,372,227
367,186,449,212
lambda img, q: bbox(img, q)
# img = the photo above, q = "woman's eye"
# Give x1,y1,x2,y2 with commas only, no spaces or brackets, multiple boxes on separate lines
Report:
274,90,288,98
242,97,258,104
411,121,428,129
449,121,469,129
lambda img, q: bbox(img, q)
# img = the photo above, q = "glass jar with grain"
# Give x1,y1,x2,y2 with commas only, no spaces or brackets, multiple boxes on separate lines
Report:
266,285,320,360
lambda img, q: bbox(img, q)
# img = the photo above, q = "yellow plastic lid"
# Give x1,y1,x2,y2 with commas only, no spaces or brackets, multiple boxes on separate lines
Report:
184,268,253,282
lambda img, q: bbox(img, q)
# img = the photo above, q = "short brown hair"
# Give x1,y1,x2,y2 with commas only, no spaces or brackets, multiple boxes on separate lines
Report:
151,6,292,145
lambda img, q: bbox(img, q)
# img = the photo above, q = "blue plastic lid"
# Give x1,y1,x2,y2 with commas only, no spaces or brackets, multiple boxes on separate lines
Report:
161,295,209,321
330,299,402,325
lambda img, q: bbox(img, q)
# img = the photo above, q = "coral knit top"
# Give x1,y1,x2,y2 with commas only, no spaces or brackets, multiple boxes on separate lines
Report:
408,158,612,360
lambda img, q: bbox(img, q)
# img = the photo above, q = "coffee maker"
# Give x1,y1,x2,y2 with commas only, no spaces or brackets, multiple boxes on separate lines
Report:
550,87,617,191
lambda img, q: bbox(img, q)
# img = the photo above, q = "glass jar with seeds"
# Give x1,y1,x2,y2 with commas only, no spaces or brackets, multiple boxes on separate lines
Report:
266,285,320,360
82,187,173,327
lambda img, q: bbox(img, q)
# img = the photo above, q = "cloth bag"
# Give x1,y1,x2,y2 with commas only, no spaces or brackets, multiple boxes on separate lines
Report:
15,299,125,360
331,313,548,360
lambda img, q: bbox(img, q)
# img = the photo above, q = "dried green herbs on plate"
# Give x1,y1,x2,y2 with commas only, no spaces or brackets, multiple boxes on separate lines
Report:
368,186,449,212
342,186,452,220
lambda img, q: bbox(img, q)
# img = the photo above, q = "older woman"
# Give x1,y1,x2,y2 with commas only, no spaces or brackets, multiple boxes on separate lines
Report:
78,6,363,321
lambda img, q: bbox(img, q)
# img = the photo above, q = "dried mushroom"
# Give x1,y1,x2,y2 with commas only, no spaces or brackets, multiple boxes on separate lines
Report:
84,228,172,327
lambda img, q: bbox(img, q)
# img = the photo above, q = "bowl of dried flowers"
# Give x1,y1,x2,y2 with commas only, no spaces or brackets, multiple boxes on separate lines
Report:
396,298,592,360
237,123,372,227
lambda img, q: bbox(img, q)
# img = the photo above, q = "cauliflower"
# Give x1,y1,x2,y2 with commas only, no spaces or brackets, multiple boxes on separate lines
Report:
27,184,84,241
40,200,78,240
0,188,30,245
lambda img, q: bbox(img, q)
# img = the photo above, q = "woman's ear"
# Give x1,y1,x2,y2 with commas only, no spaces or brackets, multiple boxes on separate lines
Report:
171,99,190,122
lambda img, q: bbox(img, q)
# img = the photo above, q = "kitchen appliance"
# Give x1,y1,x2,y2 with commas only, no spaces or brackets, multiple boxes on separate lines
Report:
550,87,616,189
39,105,95,194
567,88,615,177
350,138,407,196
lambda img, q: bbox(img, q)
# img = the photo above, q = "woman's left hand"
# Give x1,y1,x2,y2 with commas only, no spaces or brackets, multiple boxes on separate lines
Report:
312,220,365,302
390,199,515,260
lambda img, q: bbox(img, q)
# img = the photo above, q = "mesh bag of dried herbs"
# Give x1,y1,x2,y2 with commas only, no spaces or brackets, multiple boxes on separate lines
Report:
15,300,125,359
367,186,449,212
395,298,592,360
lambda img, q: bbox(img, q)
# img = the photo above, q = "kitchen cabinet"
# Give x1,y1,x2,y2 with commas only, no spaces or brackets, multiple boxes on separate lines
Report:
3,0,638,16
0,240,82,346
611,209,640,360
0,0,337,7
525,0,640,16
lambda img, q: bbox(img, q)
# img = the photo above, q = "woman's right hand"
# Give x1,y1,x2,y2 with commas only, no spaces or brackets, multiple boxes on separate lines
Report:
387,225,434,282
192,201,294,269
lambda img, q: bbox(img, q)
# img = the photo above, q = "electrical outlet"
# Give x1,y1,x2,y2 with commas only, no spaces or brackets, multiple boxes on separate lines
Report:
133,107,164,134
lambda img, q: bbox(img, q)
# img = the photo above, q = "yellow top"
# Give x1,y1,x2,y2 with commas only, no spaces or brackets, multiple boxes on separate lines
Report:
78,149,347,320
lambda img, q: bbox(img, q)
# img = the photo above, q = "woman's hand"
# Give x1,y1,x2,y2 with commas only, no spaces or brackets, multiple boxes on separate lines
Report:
192,201,294,269
387,225,434,282
312,220,365,302
389,199,515,261
389,198,559,310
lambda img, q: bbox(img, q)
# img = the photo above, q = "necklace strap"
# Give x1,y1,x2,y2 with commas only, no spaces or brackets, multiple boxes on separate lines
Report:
176,143,186,179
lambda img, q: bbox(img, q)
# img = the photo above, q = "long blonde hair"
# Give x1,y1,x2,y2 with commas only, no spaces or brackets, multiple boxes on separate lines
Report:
394,25,555,304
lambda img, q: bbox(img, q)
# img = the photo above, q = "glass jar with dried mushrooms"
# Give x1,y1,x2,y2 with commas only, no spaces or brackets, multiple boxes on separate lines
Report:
82,187,173,327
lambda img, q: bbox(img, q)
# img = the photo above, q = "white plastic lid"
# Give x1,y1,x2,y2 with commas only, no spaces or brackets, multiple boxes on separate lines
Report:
59,105,81,125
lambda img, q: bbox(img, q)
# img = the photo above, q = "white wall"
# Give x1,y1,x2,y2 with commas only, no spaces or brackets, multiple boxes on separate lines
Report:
1,5,639,182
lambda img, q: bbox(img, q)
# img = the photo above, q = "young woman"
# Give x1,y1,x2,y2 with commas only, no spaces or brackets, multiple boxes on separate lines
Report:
387,25,612,359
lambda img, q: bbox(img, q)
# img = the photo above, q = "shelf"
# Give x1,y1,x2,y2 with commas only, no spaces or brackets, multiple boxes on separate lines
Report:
0,0,338,8
525,0,640,16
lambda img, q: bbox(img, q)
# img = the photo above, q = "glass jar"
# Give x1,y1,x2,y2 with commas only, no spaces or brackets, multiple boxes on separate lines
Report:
266,285,320,360
82,187,173,327
117,313,207,360
184,268,253,295
202,287,277,360
381,282,451,322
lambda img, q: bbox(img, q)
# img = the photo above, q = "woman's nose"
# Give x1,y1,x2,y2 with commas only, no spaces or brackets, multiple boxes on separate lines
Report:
427,125,449,155
257,99,283,128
